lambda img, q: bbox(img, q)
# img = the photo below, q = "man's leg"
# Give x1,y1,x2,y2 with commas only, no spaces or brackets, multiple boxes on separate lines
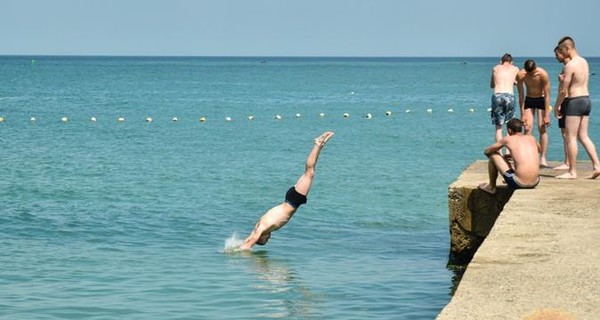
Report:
554,127,570,170
557,116,580,179
293,132,334,195
479,152,512,194
576,116,600,178
494,124,503,143
523,109,534,135
537,109,549,167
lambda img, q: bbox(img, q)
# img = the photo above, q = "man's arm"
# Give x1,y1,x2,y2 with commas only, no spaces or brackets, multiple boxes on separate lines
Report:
542,70,551,125
555,65,573,118
516,71,526,118
238,221,266,251
484,140,505,157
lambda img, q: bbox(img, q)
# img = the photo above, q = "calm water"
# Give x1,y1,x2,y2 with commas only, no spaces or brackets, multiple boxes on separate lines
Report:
1,56,599,319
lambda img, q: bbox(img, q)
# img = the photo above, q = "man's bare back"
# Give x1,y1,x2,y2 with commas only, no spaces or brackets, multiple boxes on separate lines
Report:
491,63,520,94
503,134,540,184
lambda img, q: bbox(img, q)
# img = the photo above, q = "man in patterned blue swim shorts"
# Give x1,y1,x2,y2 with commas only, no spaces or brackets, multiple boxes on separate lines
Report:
490,53,520,143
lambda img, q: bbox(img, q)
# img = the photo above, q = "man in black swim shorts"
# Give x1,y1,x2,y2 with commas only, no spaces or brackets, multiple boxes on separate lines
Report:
517,59,551,167
238,131,334,250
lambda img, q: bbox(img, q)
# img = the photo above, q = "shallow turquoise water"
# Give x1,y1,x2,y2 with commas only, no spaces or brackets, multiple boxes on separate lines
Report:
1,56,598,319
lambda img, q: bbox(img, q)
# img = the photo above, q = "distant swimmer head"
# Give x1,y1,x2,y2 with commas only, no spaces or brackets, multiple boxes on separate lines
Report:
256,232,271,246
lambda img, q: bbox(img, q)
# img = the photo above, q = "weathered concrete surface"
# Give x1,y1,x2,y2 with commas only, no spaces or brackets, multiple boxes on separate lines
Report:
448,161,514,264
438,160,600,320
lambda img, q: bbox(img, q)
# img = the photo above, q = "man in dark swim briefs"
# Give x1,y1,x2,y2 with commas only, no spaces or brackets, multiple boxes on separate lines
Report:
478,119,540,195
517,59,551,167
238,131,334,250
554,36,600,179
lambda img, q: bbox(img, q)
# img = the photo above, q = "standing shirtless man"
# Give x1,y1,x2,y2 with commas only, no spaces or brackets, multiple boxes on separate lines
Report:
517,59,551,167
238,131,334,250
554,36,600,179
490,53,521,143
553,46,571,170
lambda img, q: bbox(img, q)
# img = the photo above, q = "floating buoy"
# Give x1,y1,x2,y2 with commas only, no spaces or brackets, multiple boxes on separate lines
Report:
61,116,68,123
0,116,5,122
145,117,153,122
275,115,282,120
385,111,392,116
225,116,232,122
405,109,411,113
426,109,433,114
248,115,255,120
199,117,207,122
350,91,355,95
91,117,97,122
468,108,475,113
319,112,325,117
117,117,125,122
30,117,36,122
295,113,301,118
343,112,350,118
172,117,178,122
487,108,492,112
448,108,454,113
365,113,372,119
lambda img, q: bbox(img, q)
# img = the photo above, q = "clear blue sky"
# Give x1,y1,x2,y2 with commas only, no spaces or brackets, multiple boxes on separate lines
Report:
2,0,599,57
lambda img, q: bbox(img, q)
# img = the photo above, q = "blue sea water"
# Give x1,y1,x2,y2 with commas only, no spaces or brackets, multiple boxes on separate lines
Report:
1,56,599,319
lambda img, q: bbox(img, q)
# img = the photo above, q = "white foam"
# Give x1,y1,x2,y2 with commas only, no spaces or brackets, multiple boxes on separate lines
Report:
223,232,244,253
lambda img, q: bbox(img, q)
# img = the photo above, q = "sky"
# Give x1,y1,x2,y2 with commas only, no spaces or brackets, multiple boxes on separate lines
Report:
2,0,599,57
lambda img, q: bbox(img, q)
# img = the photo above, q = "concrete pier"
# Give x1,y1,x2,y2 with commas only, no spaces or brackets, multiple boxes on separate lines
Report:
438,161,600,320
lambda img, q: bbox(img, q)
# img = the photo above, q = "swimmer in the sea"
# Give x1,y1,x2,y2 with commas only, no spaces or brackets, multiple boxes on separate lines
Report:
238,131,334,251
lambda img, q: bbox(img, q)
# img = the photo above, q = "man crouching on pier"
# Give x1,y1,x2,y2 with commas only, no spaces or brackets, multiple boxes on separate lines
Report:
479,118,540,194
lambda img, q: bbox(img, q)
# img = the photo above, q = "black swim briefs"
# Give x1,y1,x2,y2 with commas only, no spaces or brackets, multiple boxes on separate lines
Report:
285,187,307,209
524,96,545,110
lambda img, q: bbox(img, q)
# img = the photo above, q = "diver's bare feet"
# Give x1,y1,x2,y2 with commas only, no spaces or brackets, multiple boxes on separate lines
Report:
478,183,496,195
553,163,569,170
556,172,577,179
314,131,334,147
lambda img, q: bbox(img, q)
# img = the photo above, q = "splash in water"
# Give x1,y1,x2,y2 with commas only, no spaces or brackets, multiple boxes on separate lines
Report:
223,232,244,253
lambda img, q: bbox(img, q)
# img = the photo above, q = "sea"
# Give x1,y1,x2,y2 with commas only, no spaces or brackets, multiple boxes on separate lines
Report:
1,56,598,319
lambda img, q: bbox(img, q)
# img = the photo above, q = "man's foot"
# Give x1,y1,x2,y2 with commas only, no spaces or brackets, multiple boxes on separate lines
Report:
556,172,577,179
587,171,600,179
553,163,569,170
478,183,496,195
314,131,334,147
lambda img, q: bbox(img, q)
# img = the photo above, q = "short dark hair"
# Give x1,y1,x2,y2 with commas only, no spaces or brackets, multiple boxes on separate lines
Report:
558,36,575,51
507,118,523,134
501,53,513,63
524,59,536,73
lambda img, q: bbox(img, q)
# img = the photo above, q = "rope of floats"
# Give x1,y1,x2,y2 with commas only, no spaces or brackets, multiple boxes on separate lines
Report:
0,108,495,124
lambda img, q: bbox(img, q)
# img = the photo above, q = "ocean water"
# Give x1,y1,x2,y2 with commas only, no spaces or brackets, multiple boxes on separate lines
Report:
1,56,599,319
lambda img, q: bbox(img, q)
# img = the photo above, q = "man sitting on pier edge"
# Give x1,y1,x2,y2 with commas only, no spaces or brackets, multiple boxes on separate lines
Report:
479,118,540,194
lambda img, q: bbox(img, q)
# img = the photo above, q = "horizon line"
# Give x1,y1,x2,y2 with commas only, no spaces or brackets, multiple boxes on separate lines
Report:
0,54,581,59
